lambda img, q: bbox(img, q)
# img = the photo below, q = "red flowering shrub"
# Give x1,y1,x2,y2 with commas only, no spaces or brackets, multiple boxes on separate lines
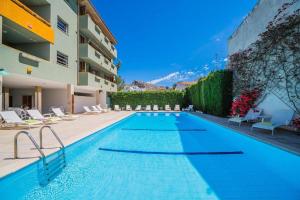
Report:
231,88,261,117
292,117,300,129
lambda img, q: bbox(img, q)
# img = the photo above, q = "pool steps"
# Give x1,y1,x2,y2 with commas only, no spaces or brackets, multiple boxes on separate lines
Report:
14,126,66,186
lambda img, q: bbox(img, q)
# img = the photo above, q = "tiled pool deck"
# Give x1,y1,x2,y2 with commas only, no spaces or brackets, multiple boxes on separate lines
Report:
0,111,134,178
191,112,300,155
0,111,299,178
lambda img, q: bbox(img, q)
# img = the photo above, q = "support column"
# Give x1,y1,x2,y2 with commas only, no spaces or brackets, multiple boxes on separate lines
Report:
34,86,42,112
3,88,9,110
0,16,2,44
99,90,107,108
67,84,74,113
95,90,100,105
0,76,2,111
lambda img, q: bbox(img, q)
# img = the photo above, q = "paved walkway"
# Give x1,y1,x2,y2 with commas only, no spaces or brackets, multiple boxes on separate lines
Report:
191,112,300,155
0,111,134,178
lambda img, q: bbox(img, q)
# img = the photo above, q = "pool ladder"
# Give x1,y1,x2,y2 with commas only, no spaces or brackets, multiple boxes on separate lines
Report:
14,126,66,184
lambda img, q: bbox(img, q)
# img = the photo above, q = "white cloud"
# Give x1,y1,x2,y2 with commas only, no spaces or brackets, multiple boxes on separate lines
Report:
214,37,221,42
147,72,180,84
223,58,228,62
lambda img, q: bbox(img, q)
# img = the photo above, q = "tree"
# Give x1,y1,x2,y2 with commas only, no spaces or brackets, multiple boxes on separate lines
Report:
115,75,125,91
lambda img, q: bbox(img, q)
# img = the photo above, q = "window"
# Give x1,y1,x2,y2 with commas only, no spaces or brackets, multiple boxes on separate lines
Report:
80,35,85,43
95,26,101,35
57,51,68,67
95,51,100,59
104,37,109,44
57,17,68,34
79,61,85,72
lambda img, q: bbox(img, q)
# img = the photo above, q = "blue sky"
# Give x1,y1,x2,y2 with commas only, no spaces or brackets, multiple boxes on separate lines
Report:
93,0,257,86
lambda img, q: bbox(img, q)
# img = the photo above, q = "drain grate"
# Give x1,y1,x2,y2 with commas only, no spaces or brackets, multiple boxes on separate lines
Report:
99,147,243,155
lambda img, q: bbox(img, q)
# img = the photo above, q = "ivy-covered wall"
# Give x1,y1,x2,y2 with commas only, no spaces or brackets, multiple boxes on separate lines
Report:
228,4,300,114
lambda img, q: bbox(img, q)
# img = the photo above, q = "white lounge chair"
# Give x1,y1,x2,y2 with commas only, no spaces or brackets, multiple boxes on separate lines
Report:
0,111,43,129
96,105,108,113
183,105,194,112
52,108,79,120
228,108,262,126
126,105,132,111
251,109,294,135
27,109,61,124
145,105,151,111
84,106,101,114
174,105,180,111
135,105,141,111
114,105,121,111
165,105,171,111
153,105,158,111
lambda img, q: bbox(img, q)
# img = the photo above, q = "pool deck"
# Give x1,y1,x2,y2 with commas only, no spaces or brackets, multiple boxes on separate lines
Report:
191,112,300,155
0,111,134,178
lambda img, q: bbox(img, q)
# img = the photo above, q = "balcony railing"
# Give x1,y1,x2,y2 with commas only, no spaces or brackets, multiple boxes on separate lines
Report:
78,72,117,92
79,43,117,75
0,0,54,43
79,14,117,59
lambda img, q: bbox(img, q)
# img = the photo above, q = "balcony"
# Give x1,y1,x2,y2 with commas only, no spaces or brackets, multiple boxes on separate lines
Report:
79,14,117,59
0,0,54,43
78,72,117,92
79,43,117,75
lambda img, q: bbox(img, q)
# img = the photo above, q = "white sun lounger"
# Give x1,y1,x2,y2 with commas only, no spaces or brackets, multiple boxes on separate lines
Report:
153,105,158,111
52,108,79,120
251,109,294,135
174,105,180,111
0,111,43,129
84,106,101,114
165,105,171,111
114,105,121,111
135,105,141,111
183,105,194,112
96,105,108,113
126,105,132,111
145,105,151,111
228,108,263,126
27,109,61,124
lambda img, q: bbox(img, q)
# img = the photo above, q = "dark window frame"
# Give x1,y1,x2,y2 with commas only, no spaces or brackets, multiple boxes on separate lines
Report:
57,51,69,67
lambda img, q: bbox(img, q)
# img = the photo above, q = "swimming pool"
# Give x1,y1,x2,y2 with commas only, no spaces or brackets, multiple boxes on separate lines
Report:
1,112,300,199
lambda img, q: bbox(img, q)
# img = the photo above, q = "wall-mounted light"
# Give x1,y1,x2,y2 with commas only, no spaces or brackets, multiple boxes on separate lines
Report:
26,66,33,75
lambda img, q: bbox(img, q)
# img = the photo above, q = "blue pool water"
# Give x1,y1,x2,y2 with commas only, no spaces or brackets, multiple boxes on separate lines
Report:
1,112,300,199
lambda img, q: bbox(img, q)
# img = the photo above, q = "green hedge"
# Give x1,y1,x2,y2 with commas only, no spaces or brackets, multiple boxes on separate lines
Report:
186,70,233,116
111,90,185,109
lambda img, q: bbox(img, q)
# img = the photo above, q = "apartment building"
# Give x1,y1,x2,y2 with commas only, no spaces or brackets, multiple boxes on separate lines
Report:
0,0,118,113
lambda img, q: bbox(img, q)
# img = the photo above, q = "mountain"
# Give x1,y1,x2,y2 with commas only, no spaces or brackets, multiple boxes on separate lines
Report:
123,80,166,92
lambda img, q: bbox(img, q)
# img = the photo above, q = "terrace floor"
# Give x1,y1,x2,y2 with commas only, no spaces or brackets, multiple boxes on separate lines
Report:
191,112,300,155
0,111,134,178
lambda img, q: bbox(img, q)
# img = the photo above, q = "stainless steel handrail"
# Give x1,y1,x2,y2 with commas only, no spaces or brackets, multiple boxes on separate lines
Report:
39,126,64,149
14,131,45,159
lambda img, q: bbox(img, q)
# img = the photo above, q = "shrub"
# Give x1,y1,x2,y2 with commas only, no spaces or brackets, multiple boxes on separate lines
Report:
230,88,261,117
111,90,185,109
186,70,233,116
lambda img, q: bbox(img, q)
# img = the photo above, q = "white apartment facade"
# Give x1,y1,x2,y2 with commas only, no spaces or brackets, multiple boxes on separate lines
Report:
0,0,119,113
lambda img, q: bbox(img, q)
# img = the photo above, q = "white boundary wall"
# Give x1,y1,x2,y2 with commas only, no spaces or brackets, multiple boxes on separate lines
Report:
74,95,96,113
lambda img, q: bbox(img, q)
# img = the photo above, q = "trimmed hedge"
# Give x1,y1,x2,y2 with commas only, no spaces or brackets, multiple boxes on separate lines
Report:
186,70,233,116
111,90,185,109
